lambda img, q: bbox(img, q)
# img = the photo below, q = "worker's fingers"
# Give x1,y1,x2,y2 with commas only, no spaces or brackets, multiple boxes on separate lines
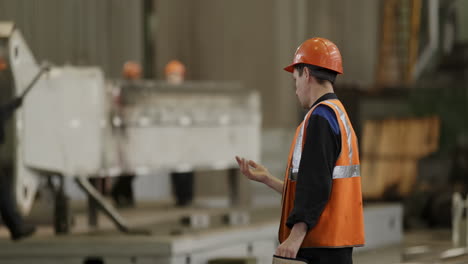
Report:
235,156,242,166
242,158,248,173
240,158,246,174
284,249,294,259
236,156,247,173
275,248,286,258
248,160,258,169
275,243,297,259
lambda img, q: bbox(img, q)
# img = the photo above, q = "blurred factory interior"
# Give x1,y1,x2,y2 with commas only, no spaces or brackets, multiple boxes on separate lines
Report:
0,0,468,263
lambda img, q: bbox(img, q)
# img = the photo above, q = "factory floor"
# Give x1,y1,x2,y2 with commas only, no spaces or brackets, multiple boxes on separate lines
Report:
0,200,462,264
355,229,465,264
0,227,459,263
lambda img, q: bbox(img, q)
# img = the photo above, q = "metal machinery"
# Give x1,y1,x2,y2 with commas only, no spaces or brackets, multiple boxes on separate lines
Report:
0,22,261,233
104,80,260,176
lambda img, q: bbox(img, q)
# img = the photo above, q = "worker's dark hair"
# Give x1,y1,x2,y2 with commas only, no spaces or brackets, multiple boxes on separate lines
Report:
294,63,338,84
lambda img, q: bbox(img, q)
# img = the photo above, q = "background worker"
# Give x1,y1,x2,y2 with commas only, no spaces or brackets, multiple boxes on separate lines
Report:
163,59,196,206
236,37,364,264
165,60,185,85
110,61,142,208
0,96,36,240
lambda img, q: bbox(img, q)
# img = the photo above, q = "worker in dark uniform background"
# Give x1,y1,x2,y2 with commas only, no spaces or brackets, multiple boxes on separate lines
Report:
0,96,36,240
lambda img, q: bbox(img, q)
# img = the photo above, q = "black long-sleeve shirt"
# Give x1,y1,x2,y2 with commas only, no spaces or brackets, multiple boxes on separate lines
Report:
286,93,341,231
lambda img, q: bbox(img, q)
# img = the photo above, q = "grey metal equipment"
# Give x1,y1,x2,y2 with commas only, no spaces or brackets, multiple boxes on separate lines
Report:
20,61,51,99
75,176,150,235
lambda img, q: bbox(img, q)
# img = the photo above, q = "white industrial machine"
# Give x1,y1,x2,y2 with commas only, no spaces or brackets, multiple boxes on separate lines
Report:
104,80,261,176
0,22,261,233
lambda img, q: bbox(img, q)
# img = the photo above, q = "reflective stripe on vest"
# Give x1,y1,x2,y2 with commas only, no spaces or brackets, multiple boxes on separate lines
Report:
333,164,360,179
291,109,314,174
290,164,361,180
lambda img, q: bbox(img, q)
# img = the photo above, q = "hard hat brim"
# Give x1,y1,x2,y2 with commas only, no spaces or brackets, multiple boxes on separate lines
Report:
283,64,295,73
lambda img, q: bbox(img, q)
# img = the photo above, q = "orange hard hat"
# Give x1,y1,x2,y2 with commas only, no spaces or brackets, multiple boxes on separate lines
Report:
0,57,7,71
122,61,142,80
284,37,343,74
165,60,185,76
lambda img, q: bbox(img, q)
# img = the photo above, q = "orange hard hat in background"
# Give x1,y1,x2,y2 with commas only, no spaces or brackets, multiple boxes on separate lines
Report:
165,60,186,76
284,37,343,74
0,57,7,71
122,61,142,80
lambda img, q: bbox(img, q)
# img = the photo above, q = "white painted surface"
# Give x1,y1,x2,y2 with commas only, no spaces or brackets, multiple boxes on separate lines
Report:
10,29,107,177
8,29,41,213
357,203,403,252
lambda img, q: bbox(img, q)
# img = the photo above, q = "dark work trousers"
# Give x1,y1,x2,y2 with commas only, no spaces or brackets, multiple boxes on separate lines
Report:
0,98,26,236
111,174,135,207
297,247,353,264
0,166,24,235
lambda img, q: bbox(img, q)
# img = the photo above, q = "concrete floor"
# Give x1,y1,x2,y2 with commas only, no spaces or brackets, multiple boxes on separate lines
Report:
0,229,458,264
0,201,461,264
355,229,468,264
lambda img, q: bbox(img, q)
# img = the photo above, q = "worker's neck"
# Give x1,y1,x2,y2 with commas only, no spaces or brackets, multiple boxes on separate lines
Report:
308,83,334,108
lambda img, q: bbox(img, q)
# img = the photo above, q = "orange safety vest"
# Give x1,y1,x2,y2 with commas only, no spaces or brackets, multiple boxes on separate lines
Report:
279,99,365,248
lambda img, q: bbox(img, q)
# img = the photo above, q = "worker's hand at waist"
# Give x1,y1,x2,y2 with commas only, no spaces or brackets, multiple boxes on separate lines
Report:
235,156,270,183
275,222,307,259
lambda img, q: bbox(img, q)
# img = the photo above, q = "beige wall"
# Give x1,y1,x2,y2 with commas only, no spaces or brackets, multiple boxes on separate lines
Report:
154,0,381,128
0,0,381,128
0,0,143,78
304,0,381,87
155,0,299,129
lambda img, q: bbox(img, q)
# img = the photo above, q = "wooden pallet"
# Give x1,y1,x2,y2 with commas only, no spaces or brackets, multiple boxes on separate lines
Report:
361,116,440,199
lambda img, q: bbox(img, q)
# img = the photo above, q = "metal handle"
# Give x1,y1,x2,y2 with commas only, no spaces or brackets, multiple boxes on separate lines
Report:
20,61,51,99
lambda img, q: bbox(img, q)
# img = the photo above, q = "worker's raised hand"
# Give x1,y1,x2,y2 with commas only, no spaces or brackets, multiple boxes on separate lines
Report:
235,156,270,183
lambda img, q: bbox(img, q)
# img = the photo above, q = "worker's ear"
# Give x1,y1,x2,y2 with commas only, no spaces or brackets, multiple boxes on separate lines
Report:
304,67,313,83
303,66,310,79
